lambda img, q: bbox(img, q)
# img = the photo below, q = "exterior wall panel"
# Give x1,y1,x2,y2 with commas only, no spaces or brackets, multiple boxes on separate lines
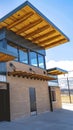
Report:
7,61,50,120
7,76,50,120
51,86,62,110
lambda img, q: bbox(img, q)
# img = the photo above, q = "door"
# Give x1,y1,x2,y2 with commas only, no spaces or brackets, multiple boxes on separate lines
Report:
29,88,37,115
0,84,10,121
0,90,4,121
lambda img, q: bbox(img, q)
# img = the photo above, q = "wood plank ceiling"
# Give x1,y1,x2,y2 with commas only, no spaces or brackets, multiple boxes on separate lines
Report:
0,52,16,62
47,69,68,75
0,2,69,49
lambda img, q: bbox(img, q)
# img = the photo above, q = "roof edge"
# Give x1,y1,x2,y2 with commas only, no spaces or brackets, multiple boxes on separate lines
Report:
0,1,69,42
47,67,68,75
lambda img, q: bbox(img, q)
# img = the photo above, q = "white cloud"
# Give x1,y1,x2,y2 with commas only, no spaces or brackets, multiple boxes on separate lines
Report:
46,60,73,71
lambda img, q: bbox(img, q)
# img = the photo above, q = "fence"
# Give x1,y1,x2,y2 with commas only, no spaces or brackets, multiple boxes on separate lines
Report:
58,77,73,103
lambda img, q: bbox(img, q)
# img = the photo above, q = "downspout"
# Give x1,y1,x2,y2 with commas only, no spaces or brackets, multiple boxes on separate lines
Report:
48,86,53,112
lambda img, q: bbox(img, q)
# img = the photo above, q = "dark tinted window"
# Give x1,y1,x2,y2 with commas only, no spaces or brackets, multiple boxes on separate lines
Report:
7,43,18,54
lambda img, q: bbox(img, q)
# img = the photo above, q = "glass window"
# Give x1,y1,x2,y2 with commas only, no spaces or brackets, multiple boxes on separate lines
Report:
30,51,37,66
7,43,18,54
0,41,3,48
0,63,6,82
19,48,28,64
38,54,45,69
0,39,7,49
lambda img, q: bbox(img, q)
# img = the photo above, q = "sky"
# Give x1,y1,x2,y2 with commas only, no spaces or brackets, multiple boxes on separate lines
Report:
0,0,73,71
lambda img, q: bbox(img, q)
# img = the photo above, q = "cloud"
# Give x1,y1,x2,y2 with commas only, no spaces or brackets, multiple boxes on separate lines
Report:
46,60,73,71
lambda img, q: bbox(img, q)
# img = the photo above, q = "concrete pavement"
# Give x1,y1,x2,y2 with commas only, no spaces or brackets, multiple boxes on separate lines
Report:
62,103,73,111
0,109,73,130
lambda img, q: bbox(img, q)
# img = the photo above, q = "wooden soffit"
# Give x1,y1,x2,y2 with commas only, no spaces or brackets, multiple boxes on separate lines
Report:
0,52,15,62
0,48,17,62
47,67,68,75
0,1,69,49
8,71,56,81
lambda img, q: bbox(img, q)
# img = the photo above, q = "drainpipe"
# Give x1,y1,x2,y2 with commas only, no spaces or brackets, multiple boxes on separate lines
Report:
67,77,71,103
48,86,53,112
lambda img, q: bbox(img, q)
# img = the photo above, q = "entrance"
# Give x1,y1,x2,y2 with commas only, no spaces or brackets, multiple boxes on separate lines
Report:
0,83,10,121
29,88,37,115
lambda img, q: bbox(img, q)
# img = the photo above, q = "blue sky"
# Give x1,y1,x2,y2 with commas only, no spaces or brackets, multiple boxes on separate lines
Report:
0,0,73,70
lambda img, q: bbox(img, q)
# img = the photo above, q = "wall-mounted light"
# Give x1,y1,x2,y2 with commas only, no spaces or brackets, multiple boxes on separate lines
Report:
9,63,16,71
43,71,47,74
29,68,35,73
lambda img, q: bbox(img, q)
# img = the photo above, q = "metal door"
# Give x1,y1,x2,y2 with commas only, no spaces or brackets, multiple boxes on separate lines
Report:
29,88,37,115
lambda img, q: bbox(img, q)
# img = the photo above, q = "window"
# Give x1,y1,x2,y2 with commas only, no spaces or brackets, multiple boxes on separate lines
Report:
51,90,56,101
0,41,3,48
7,43,18,54
19,48,28,64
6,42,46,69
38,54,45,69
0,63,6,82
30,51,38,66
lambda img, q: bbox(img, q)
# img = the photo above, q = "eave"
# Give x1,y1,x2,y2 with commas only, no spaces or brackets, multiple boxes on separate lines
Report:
47,67,68,75
0,1,69,49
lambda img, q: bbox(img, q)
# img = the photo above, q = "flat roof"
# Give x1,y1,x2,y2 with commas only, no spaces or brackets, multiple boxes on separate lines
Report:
47,67,68,75
0,1,69,49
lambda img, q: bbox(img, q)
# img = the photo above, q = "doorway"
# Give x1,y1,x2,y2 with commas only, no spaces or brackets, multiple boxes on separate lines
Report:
29,88,37,115
0,83,10,121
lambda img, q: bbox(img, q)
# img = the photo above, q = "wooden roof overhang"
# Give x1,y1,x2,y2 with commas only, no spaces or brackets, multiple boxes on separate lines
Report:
8,71,56,81
0,1,69,49
47,67,68,75
0,48,17,62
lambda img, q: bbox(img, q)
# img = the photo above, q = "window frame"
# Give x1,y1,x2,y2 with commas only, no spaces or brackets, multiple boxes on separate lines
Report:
18,47,29,64
38,53,45,69
6,41,46,69
29,50,38,67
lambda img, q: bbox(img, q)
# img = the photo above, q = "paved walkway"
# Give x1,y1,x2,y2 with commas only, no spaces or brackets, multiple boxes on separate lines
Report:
0,109,73,130
62,103,73,111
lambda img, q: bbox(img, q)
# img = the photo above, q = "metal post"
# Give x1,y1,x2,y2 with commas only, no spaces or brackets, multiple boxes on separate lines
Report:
67,77,71,103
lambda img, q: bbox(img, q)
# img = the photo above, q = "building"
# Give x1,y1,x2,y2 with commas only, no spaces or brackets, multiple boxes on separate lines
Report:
0,1,69,121
47,67,68,111
58,71,73,103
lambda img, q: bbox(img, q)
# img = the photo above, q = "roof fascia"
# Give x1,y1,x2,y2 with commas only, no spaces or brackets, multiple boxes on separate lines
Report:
0,1,69,41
